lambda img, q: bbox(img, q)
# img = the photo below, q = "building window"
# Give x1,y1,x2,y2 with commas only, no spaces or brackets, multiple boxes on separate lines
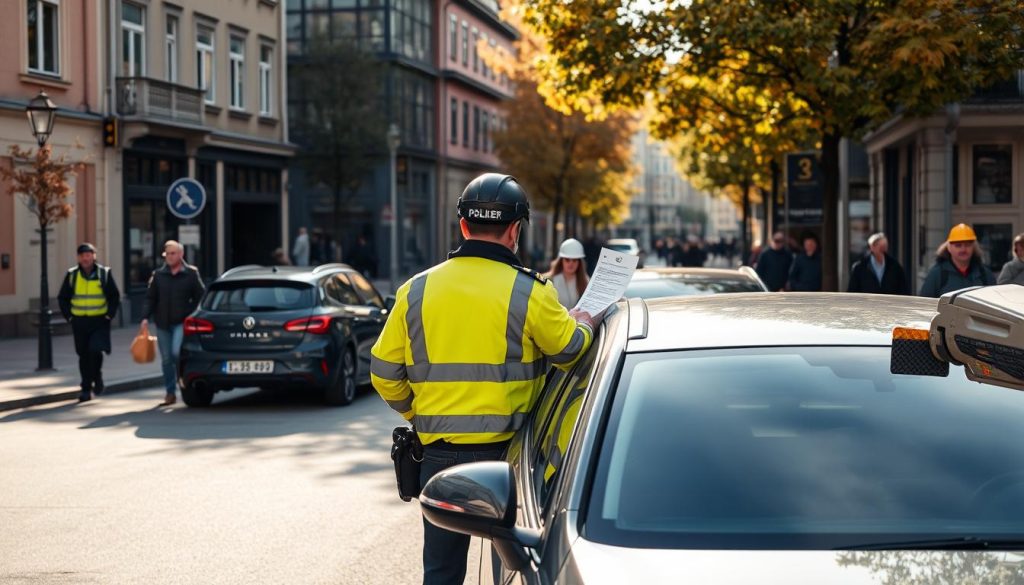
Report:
462,101,469,147
448,13,457,61
229,36,245,110
473,105,480,151
395,69,435,149
27,0,60,76
480,33,489,78
196,27,215,104
121,2,146,77
973,145,1012,204
449,98,458,145
482,110,489,153
460,21,468,66
488,38,497,80
471,27,478,73
392,0,432,63
165,14,178,83
259,44,273,116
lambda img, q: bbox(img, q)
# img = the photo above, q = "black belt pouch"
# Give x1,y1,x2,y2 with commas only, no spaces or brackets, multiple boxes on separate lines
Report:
391,426,423,502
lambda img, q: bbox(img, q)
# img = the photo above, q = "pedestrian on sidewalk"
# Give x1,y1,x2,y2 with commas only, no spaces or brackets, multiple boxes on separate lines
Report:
141,241,205,406
755,231,793,292
848,233,908,295
57,243,121,403
787,232,822,291
919,223,995,297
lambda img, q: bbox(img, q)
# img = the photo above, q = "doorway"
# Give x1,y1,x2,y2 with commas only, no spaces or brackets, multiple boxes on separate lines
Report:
230,202,280,267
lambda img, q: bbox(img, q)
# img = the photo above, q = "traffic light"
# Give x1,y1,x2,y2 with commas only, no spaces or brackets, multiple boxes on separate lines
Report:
102,116,117,148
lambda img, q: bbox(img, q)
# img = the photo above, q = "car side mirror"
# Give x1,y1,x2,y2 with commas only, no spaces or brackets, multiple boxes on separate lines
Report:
384,295,396,312
420,461,540,572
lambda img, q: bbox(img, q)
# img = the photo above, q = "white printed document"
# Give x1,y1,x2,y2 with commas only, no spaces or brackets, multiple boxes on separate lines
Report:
573,247,639,316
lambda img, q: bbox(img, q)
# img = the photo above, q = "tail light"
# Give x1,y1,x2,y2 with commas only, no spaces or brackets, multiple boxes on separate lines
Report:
183,316,214,335
284,315,331,335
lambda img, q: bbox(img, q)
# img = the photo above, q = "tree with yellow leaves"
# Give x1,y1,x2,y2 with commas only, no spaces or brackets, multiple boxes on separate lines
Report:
522,0,1024,289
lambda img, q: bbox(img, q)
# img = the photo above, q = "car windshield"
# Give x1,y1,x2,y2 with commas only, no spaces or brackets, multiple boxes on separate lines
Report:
202,281,314,312
625,276,763,298
585,346,1024,550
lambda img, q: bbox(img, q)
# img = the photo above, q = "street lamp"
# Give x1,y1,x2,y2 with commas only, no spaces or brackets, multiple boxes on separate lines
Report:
26,90,57,148
26,90,59,371
387,123,401,293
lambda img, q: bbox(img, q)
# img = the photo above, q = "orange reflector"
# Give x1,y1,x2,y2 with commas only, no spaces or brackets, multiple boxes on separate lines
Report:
893,327,929,341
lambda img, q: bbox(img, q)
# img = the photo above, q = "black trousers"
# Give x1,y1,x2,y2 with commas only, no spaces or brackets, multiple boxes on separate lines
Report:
71,316,108,392
419,441,508,585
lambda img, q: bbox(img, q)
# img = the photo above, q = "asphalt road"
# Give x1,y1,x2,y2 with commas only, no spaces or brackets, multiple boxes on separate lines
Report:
0,386,485,584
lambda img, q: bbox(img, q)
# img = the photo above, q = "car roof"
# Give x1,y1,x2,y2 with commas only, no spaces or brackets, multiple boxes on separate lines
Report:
213,263,355,284
622,292,938,352
632,267,758,281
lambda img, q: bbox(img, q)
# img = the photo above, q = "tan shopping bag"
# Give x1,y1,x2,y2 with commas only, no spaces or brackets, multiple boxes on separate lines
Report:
130,322,157,364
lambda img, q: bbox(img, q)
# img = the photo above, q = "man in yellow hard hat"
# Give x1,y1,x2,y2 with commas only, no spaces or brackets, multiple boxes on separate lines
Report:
919,223,995,297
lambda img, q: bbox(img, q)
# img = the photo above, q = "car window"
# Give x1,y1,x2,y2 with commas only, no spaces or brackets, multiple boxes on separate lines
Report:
625,277,764,299
203,281,314,311
348,271,385,308
586,346,1024,550
323,274,361,305
532,345,598,515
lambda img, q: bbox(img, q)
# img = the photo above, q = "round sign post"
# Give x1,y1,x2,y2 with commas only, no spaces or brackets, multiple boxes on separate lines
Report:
167,178,207,266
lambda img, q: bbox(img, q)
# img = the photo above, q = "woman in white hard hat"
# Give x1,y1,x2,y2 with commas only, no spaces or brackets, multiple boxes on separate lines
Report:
544,238,589,308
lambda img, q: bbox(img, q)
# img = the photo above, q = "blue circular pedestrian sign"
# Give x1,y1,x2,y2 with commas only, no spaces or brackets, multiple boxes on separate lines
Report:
166,178,207,220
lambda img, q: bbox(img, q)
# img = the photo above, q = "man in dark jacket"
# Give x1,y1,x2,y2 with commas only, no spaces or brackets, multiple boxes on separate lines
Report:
848,233,908,295
755,231,793,292
919,223,995,297
141,240,205,406
788,233,822,291
57,243,121,402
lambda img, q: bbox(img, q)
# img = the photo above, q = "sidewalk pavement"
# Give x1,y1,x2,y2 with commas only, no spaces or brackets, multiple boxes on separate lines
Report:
0,326,162,412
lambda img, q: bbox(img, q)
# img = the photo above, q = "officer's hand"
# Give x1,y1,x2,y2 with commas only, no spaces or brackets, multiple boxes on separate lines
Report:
569,308,603,330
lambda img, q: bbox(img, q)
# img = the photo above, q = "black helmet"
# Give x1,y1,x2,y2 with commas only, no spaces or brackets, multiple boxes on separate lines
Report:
457,173,530,224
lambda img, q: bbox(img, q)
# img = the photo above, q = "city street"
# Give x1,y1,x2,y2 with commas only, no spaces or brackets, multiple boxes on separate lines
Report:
0,386,484,585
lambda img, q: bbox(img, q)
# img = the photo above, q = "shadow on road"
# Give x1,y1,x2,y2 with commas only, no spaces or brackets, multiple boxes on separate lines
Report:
1,386,398,481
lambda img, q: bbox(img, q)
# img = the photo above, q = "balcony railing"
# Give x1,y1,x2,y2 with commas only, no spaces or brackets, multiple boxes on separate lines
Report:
116,77,204,126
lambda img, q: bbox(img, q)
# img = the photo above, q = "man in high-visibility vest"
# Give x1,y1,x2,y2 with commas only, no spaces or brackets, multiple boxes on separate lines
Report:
58,243,121,402
371,173,601,584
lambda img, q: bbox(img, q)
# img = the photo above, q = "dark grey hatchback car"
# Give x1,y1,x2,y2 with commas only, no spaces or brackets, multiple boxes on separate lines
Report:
178,264,390,407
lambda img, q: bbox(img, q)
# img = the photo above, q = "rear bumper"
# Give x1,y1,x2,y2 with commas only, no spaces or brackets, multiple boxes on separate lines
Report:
180,340,334,391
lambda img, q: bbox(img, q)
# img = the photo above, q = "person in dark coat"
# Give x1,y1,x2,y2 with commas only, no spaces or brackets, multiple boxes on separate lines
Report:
141,240,206,406
848,233,908,295
788,233,822,291
57,243,121,402
347,234,378,277
996,233,1024,285
755,231,793,292
919,223,995,298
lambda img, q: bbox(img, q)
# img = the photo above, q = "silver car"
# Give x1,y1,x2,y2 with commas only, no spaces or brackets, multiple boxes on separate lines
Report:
421,293,1024,583
625,267,768,299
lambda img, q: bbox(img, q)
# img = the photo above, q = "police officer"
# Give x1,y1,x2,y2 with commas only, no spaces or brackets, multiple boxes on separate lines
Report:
370,173,599,585
57,243,121,402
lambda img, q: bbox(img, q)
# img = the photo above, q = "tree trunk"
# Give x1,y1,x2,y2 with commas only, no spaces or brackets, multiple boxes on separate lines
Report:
759,187,770,246
820,131,841,292
740,178,751,263
550,195,563,252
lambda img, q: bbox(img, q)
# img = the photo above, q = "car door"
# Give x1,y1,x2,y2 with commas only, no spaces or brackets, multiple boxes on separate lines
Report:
334,271,384,383
494,344,600,584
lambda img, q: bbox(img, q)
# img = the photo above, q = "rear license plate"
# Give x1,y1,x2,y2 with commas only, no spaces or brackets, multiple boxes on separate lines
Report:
223,360,274,374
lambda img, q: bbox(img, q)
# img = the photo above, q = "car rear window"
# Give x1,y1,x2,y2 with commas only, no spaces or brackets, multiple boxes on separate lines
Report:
625,277,763,298
202,281,314,312
585,346,1024,550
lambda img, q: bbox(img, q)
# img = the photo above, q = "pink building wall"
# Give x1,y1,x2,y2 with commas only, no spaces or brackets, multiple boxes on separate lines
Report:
0,0,101,113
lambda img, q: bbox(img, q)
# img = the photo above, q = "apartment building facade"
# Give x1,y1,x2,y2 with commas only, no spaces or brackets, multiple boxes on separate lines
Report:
0,0,108,336
113,0,293,317
285,0,516,281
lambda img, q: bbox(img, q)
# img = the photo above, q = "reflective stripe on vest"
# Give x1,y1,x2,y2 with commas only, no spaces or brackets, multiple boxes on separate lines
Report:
71,270,107,316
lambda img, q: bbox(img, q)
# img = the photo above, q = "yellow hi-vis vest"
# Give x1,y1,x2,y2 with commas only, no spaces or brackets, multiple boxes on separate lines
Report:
370,255,593,445
71,269,107,317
